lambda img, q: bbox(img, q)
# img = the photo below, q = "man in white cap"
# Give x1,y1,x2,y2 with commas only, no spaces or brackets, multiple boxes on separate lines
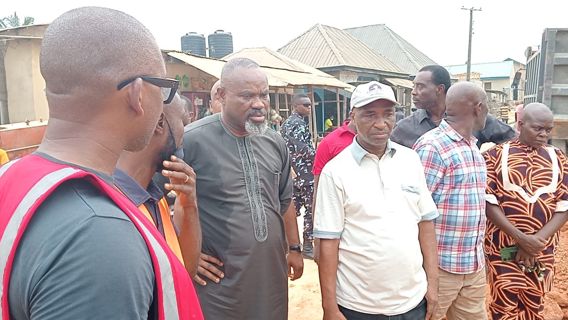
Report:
315,81,440,320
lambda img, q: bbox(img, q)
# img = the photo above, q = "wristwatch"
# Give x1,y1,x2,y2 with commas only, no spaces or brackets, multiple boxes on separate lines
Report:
289,244,302,253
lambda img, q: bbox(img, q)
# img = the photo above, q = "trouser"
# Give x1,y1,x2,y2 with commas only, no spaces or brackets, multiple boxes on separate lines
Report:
292,183,313,240
338,298,426,320
487,258,552,320
434,267,488,320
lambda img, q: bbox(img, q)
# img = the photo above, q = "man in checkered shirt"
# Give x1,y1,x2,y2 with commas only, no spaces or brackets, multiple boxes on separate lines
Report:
414,82,489,320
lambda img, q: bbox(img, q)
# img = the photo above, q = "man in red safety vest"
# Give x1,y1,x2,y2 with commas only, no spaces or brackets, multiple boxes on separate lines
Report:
0,7,202,320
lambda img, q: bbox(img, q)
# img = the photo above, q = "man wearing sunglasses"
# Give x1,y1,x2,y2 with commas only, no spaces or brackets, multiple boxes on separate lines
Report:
281,93,316,258
114,93,201,278
0,7,202,320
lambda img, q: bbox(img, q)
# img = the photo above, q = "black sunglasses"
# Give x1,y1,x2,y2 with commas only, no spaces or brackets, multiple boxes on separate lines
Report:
302,103,312,108
117,76,179,104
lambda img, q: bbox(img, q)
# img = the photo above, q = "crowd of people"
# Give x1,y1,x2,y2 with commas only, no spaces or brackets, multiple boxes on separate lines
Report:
0,6,566,320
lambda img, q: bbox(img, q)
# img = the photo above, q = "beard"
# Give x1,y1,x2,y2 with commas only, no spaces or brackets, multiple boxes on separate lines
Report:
245,119,268,136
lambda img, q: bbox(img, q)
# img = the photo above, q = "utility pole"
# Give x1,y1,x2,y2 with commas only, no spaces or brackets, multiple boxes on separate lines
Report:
461,6,482,81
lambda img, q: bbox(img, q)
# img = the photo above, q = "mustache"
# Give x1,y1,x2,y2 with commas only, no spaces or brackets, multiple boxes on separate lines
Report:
247,109,267,117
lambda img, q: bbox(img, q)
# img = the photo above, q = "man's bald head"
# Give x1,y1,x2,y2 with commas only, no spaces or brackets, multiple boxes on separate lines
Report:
522,103,553,123
209,80,222,114
518,103,554,148
210,80,221,98
220,58,264,88
165,94,187,124
445,81,488,132
40,7,164,102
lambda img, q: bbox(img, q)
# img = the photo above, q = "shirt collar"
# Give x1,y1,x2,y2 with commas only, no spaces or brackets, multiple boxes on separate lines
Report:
439,120,478,145
291,111,308,122
416,108,448,126
511,139,546,152
415,109,431,123
350,136,397,165
113,168,163,206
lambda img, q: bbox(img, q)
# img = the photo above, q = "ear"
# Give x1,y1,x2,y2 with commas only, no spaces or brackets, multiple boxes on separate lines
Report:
218,87,227,106
437,84,445,96
127,78,145,117
473,101,482,117
155,113,166,135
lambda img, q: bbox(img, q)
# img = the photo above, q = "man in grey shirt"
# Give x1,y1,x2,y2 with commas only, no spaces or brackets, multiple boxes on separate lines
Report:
9,155,156,320
391,65,515,148
184,58,304,319
4,7,201,320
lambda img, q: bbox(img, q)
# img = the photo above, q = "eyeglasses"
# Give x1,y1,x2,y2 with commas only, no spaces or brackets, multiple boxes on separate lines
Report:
117,76,179,104
302,103,312,108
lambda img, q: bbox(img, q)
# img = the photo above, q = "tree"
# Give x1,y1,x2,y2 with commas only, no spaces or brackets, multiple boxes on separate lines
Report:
0,12,34,29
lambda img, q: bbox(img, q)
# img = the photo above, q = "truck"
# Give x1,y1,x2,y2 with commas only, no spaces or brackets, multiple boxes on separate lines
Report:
524,28,568,152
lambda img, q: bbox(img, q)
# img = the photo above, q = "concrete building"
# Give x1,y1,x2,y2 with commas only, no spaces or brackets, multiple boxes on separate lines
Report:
0,24,49,125
446,59,526,103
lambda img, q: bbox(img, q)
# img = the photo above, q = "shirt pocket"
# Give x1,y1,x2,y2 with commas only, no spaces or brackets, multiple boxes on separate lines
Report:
400,184,422,221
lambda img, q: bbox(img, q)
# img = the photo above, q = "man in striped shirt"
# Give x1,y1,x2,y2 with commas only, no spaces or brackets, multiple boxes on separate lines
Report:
414,82,489,320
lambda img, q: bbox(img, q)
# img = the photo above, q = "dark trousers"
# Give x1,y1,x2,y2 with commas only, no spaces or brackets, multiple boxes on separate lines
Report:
292,183,313,240
338,298,427,320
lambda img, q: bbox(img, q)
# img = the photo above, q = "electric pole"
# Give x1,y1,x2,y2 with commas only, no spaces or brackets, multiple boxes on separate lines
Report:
462,6,482,81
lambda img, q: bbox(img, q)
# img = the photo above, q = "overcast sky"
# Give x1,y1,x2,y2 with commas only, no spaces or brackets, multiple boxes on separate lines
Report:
3,0,566,67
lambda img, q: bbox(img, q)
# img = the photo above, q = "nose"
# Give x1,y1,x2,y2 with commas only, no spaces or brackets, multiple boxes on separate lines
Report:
372,118,388,129
411,87,417,96
250,96,265,109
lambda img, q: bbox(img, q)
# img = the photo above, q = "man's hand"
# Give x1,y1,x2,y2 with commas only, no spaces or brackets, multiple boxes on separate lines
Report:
515,248,537,271
287,251,304,280
516,234,546,256
193,253,224,286
322,307,347,320
424,283,438,320
162,156,197,208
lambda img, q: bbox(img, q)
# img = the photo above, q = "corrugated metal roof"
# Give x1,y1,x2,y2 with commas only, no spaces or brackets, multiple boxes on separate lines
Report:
167,51,353,89
445,60,514,79
384,77,414,89
278,24,403,74
168,51,226,78
224,47,338,78
344,24,437,75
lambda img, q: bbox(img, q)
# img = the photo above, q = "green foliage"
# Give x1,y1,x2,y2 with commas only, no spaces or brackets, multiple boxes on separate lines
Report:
0,12,34,29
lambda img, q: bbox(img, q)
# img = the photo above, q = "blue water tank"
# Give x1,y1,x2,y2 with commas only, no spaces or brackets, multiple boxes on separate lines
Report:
208,30,233,59
181,32,206,56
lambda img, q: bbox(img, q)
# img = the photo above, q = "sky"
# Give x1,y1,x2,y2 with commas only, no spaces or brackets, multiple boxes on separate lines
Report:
3,0,567,67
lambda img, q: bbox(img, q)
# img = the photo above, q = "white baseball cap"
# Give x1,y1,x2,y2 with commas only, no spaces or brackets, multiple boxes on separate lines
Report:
350,81,397,109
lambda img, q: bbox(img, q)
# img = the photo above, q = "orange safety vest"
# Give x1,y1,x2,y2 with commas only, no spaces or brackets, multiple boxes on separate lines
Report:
138,197,184,265
0,155,203,319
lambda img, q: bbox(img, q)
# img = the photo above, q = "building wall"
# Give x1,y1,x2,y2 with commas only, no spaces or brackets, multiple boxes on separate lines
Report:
482,78,510,96
165,61,217,92
5,38,48,123
31,40,48,120
337,70,359,83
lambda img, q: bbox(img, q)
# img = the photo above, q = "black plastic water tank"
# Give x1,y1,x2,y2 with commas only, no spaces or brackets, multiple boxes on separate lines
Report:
208,30,233,59
181,32,206,56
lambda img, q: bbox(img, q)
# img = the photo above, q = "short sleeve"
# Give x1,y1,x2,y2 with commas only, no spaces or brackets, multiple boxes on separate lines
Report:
313,170,345,239
313,139,331,175
414,141,446,200
555,149,568,212
413,155,439,221
483,148,501,205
